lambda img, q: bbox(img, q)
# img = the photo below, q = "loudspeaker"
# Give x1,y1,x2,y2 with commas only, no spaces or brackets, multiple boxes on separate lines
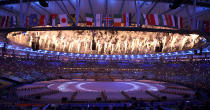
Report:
61,97,67,103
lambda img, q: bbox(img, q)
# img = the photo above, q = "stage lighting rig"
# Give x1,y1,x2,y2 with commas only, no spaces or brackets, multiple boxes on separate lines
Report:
38,0,48,7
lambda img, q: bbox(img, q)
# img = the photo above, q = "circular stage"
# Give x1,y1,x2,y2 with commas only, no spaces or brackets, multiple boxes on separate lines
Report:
47,81,165,92
16,79,195,102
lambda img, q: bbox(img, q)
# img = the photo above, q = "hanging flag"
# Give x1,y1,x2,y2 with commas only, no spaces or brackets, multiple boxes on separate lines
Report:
5,16,10,27
29,14,38,27
113,14,122,27
104,14,112,27
158,15,163,26
70,14,76,26
0,16,10,28
0,16,5,28
50,14,56,26
86,13,94,26
95,13,102,27
191,18,200,30
168,15,175,27
142,14,150,25
123,13,130,26
59,14,68,27
161,15,169,26
24,16,29,28
10,16,17,28
149,14,159,25
50,14,58,27
9,16,13,27
39,15,46,26
174,16,178,28
177,16,183,29
0,16,6,28
126,13,130,26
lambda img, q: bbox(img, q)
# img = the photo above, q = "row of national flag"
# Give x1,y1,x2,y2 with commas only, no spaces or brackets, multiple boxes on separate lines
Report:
26,14,76,27
0,16,17,28
0,14,76,28
0,13,209,32
85,13,182,28
85,13,131,27
85,13,209,32
194,19,209,32
141,14,181,28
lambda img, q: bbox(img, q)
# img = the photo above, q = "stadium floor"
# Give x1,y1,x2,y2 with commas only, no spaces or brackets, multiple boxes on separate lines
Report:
16,79,195,103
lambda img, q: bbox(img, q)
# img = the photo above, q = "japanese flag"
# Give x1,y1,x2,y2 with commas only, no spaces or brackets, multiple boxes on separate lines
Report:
59,14,68,27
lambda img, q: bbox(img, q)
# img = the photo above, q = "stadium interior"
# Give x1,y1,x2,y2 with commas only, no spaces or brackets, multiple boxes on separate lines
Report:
0,0,210,110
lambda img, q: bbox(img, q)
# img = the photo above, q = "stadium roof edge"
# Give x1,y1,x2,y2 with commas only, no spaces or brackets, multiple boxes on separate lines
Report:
0,0,210,8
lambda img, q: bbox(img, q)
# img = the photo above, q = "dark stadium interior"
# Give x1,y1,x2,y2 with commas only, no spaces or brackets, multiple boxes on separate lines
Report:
0,0,210,110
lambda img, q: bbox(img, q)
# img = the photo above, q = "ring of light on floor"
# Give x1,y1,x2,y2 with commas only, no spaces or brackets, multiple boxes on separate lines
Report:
48,81,165,92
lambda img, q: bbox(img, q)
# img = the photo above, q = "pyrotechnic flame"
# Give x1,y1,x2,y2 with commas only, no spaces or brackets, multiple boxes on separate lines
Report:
7,30,205,55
